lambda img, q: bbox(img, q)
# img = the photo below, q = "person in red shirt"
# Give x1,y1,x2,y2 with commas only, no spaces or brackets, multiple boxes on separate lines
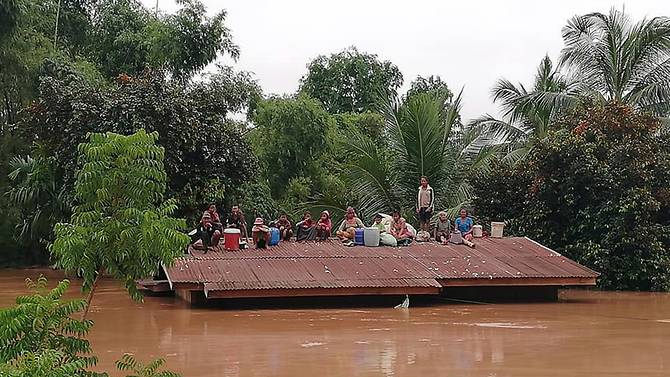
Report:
206,203,223,231
315,210,332,240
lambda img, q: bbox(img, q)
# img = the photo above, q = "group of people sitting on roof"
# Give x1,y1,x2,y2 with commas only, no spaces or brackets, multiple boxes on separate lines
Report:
192,176,479,250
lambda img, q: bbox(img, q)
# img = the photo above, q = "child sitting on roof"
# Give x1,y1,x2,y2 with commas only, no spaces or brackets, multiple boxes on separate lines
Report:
252,217,270,249
276,212,293,241
372,213,386,232
315,211,332,241
372,213,397,247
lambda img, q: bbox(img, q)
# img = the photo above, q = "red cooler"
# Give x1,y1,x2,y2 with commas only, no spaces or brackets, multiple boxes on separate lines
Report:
223,228,241,250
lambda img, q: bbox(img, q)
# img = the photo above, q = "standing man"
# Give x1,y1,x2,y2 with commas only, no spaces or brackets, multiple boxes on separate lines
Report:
226,204,248,242
416,176,434,233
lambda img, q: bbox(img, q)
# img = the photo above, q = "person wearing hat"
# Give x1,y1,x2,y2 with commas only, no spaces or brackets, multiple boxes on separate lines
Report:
251,217,270,249
197,211,221,250
315,210,332,241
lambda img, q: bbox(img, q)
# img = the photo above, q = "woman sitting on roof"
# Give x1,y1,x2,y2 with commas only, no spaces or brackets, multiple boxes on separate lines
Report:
315,211,332,241
296,211,317,241
390,216,413,246
336,207,364,243
455,208,475,248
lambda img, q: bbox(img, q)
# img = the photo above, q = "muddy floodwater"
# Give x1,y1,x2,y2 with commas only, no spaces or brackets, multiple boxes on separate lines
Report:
1,270,669,376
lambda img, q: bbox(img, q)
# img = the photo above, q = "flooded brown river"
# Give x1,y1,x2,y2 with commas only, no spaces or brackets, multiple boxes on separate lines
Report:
1,269,669,376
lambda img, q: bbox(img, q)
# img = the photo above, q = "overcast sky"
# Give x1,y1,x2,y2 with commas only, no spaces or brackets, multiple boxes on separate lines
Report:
141,0,668,121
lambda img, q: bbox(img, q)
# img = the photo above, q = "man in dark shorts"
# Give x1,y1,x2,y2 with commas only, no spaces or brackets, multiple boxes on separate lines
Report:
416,176,435,233
226,204,248,241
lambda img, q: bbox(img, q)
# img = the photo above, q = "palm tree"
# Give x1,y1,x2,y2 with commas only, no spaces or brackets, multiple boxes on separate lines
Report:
560,9,670,116
470,55,581,155
342,90,499,220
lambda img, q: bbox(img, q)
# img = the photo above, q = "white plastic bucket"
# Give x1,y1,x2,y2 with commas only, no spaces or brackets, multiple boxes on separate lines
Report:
490,222,505,238
472,225,483,238
364,227,380,247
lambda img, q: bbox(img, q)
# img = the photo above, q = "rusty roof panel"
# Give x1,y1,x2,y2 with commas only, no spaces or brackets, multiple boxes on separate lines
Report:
166,237,599,293
203,278,442,292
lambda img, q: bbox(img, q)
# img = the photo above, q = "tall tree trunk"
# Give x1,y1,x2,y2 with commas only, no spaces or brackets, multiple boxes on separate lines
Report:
81,273,101,320
54,0,62,49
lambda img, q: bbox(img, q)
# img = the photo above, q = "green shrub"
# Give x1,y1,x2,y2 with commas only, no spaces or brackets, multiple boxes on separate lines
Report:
0,276,99,376
473,102,670,290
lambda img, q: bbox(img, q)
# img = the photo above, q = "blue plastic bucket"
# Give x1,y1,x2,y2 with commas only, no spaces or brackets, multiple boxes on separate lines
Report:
269,227,280,246
354,228,365,246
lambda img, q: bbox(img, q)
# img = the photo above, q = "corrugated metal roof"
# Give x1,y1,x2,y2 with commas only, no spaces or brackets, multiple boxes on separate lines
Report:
166,237,598,293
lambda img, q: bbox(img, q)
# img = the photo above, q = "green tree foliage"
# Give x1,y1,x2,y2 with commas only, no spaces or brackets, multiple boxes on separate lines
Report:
472,9,670,154
0,128,27,266
51,130,190,317
0,349,92,377
93,0,238,80
115,354,180,377
471,159,534,234
0,0,57,126
6,154,69,264
250,95,334,197
333,111,385,144
0,0,22,41
343,90,498,221
473,102,670,290
0,276,99,375
299,47,403,114
559,9,670,116
405,75,453,101
17,64,258,220
91,0,151,78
